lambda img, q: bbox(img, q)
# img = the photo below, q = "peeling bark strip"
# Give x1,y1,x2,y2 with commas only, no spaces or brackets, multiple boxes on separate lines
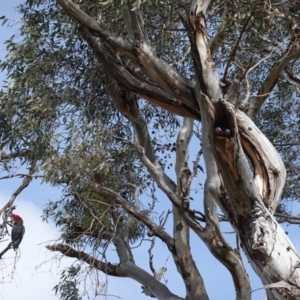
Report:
204,96,283,215
237,111,286,214
200,94,300,298
208,99,286,214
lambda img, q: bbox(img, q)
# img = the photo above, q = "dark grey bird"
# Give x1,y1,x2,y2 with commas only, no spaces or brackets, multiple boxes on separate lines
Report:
11,214,25,251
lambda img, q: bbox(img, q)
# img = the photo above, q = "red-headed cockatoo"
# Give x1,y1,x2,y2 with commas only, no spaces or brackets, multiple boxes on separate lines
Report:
10,214,25,250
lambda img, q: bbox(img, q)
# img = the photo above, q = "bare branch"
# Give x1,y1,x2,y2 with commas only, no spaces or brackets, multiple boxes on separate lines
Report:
206,208,231,249
284,64,300,84
72,189,110,229
173,116,209,299
248,47,300,118
188,1,222,99
122,3,146,42
0,150,31,161
0,161,36,216
275,213,300,225
58,0,196,112
148,237,157,276
47,243,184,300
0,242,12,259
56,0,131,52
0,173,42,181
210,6,230,56
243,54,273,106
107,76,178,196
89,185,175,251
79,28,200,120
223,10,255,82
47,243,120,275
135,144,205,237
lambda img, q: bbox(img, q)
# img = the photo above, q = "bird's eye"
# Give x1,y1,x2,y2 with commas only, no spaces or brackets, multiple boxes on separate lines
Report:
224,129,231,137
215,127,222,134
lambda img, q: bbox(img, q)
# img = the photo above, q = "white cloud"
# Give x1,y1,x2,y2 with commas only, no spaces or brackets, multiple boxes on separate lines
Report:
0,196,75,300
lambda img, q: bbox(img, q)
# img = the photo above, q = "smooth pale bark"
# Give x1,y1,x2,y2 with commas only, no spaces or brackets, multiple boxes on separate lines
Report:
174,118,209,300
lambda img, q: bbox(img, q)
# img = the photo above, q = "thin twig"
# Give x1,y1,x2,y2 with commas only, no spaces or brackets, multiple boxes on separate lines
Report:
243,53,273,105
223,10,255,81
0,242,12,259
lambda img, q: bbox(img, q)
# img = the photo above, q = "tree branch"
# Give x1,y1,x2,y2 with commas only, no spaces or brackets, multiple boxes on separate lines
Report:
58,0,197,113
68,224,114,241
275,213,300,225
110,81,208,297
199,98,251,299
56,0,131,52
89,185,175,251
0,242,12,259
248,47,300,118
135,144,205,239
47,243,184,300
122,3,146,42
0,150,32,161
79,27,200,120
0,161,36,217
173,117,209,299
199,95,300,296
222,9,255,82
124,183,141,243
47,243,120,275
210,7,230,56
237,110,286,213
188,0,222,99
284,64,300,84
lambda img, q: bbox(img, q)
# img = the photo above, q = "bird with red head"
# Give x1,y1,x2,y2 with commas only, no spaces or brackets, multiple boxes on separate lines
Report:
10,214,25,250
11,214,23,223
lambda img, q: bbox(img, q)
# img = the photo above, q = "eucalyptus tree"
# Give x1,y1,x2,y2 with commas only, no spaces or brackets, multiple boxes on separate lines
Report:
1,0,300,299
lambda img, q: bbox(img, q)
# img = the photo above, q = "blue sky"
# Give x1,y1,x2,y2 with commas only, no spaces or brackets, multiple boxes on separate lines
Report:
1,2,300,300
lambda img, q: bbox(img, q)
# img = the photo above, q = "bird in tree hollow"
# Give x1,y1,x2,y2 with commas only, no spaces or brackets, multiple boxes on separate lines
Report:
10,214,25,251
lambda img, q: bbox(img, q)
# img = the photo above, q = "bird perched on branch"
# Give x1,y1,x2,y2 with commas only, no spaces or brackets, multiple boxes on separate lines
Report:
10,214,25,251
